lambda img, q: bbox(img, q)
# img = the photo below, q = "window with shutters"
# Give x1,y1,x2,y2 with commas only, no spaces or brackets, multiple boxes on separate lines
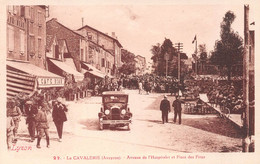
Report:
38,38,42,57
20,30,25,54
8,27,14,52
29,36,35,54
55,45,59,59
101,58,105,67
30,7,35,22
81,49,84,61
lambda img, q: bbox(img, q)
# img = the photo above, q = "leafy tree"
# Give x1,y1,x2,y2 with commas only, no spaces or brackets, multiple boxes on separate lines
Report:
119,49,136,75
210,11,243,80
198,44,207,60
151,38,177,76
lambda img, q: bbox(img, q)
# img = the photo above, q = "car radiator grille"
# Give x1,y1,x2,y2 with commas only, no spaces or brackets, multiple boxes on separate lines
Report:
111,108,120,120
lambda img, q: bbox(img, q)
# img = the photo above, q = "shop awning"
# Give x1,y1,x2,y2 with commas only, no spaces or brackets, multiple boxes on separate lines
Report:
82,63,105,78
7,60,65,98
49,59,84,82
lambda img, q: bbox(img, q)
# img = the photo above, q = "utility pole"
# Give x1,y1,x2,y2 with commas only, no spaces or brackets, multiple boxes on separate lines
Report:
242,4,250,152
175,43,183,83
195,39,198,75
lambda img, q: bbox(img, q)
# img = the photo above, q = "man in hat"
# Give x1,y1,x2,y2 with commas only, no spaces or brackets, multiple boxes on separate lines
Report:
52,97,68,142
172,96,183,124
7,98,22,141
25,101,38,142
160,95,171,124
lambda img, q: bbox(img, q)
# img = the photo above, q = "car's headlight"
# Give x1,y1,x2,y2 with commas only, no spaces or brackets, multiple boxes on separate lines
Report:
105,109,110,115
121,109,126,115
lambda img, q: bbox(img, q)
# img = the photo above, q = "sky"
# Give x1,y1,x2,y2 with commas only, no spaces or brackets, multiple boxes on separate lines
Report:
48,3,256,63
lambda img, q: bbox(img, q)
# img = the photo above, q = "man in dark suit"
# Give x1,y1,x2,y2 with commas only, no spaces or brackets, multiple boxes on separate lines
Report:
52,97,68,142
172,96,183,124
160,95,171,124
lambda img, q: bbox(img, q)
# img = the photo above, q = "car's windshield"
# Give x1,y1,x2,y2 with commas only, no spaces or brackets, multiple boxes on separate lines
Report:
103,95,128,103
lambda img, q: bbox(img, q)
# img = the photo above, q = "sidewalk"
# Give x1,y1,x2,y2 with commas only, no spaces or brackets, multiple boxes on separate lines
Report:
200,94,243,128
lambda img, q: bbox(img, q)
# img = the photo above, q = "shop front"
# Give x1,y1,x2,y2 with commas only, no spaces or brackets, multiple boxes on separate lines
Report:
7,60,65,99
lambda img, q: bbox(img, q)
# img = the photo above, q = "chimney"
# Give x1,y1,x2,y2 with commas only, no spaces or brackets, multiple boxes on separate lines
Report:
112,32,116,38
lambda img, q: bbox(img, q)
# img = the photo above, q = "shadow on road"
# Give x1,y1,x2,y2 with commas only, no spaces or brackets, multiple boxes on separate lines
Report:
78,119,130,131
181,116,243,139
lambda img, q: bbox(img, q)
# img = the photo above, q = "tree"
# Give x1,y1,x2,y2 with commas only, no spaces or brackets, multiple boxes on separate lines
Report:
150,38,177,76
151,43,161,74
210,11,243,80
119,49,136,75
198,44,207,60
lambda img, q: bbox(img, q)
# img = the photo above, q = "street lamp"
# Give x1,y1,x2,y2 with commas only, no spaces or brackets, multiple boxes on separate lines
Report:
164,52,169,77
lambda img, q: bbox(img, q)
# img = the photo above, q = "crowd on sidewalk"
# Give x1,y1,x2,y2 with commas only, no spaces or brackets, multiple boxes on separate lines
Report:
6,90,68,150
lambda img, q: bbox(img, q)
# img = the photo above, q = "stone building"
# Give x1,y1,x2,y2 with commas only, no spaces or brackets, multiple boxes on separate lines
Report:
77,25,123,77
135,55,146,75
6,6,64,98
46,18,87,72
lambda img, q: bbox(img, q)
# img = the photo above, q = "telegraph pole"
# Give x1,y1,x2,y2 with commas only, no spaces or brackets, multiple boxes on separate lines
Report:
242,4,250,152
195,39,198,75
175,43,183,83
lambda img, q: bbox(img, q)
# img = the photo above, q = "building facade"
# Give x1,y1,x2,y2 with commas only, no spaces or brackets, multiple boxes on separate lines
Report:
135,55,146,76
77,25,122,76
7,5,47,68
46,18,87,72
6,6,65,98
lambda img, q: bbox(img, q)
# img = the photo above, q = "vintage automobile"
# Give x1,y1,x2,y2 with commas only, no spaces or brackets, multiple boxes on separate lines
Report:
98,91,132,130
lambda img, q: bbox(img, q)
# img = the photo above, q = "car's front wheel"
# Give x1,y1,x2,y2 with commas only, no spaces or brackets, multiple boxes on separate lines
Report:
127,123,131,131
100,123,103,130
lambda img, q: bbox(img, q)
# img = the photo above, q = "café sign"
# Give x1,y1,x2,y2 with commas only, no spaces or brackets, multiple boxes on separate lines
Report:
37,77,65,88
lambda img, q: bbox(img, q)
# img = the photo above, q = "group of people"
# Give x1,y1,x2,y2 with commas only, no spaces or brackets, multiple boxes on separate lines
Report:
121,74,182,95
6,93,68,150
206,81,244,114
160,95,184,125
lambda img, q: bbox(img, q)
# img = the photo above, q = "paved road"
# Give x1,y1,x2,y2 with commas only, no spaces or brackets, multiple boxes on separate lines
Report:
5,89,243,163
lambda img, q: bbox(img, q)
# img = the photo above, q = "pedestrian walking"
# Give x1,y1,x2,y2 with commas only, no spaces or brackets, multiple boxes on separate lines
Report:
52,97,68,142
25,101,38,142
160,95,171,124
6,98,22,142
6,109,15,150
35,105,50,148
172,96,183,124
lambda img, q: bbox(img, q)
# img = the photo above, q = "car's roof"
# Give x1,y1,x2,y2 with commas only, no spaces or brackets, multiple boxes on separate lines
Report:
102,91,128,96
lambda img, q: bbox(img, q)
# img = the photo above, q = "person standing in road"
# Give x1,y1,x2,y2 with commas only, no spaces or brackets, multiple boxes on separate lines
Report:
7,98,22,142
172,96,183,124
160,95,171,124
35,105,50,148
138,81,143,94
52,97,68,142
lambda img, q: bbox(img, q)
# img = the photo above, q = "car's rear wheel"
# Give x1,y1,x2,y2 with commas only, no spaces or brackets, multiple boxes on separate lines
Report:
127,123,131,131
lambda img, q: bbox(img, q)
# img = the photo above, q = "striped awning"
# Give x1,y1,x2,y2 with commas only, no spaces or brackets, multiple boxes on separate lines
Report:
7,60,65,98
7,68,36,98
